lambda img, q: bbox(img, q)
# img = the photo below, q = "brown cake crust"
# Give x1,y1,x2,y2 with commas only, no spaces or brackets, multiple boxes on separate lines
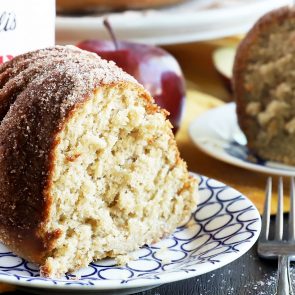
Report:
0,46,146,265
233,6,295,152
56,0,186,13
0,48,98,122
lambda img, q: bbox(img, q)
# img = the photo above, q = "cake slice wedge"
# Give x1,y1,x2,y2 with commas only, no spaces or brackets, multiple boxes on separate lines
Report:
233,7,295,165
0,46,197,277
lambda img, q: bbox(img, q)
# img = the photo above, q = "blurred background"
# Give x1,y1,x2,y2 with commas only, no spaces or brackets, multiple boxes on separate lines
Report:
55,0,291,101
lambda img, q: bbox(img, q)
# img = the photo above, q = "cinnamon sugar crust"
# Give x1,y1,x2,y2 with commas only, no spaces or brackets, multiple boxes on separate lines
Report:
0,46,140,262
0,46,197,277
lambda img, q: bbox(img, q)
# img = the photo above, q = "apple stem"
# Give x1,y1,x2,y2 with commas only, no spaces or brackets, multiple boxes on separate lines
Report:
103,18,119,50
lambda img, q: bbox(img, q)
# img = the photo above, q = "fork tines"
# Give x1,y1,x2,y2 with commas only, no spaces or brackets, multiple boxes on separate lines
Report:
258,177,295,258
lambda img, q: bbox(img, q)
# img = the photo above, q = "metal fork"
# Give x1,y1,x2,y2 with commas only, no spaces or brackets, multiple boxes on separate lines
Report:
258,177,295,295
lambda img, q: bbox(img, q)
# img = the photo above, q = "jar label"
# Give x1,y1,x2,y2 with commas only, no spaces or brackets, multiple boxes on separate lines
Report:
0,0,55,61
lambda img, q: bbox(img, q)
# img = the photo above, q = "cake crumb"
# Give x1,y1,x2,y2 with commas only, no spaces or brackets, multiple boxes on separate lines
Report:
115,254,132,266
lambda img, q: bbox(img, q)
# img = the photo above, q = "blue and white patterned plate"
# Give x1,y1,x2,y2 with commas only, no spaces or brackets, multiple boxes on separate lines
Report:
189,103,295,177
0,174,261,295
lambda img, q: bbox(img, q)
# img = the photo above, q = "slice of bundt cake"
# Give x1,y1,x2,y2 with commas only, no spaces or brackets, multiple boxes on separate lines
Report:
0,46,197,277
233,7,295,165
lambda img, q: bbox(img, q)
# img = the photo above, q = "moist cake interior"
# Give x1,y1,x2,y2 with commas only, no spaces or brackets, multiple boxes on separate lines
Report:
44,82,195,276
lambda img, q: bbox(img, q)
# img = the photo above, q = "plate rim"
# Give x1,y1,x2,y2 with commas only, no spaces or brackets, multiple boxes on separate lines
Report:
189,103,295,177
56,0,289,45
0,173,261,291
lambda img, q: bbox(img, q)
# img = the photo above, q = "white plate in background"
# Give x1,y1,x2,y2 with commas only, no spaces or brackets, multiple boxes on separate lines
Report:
56,0,291,45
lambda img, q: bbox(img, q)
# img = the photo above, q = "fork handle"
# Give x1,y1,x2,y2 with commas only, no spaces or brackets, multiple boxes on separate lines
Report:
277,255,294,295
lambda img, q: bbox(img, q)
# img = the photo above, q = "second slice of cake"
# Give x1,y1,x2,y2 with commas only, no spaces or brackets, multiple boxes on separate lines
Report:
234,7,295,165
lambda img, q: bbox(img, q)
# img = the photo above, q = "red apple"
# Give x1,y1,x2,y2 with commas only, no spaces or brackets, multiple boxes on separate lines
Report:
77,21,185,133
